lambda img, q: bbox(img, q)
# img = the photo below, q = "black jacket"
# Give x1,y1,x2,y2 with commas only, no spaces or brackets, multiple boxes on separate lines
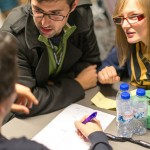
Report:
0,132,112,150
1,3,101,117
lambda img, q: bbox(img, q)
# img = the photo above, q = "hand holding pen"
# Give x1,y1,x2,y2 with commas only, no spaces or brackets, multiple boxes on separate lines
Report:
74,112,102,140
75,112,150,149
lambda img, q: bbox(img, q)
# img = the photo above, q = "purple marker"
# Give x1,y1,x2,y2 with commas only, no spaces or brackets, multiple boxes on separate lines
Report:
82,112,97,124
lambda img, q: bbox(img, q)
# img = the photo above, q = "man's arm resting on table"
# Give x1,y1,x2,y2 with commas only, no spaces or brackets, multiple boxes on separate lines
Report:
17,77,85,118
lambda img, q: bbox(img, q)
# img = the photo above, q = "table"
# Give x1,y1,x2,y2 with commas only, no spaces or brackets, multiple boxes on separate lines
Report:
2,83,150,150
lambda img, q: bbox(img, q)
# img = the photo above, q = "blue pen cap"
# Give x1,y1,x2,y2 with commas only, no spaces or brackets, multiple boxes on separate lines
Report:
136,88,145,96
121,92,130,100
120,83,129,91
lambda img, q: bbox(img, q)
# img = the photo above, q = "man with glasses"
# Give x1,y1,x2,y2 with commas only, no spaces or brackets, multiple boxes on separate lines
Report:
1,0,101,118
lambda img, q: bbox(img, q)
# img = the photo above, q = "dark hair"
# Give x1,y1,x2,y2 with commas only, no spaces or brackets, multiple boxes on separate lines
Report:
29,0,75,7
0,31,18,102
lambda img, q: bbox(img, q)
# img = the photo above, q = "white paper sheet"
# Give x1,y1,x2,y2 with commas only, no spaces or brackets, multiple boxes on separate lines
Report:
32,104,115,150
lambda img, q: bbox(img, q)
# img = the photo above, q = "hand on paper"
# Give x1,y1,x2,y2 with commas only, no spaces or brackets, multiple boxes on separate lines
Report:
11,84,38,114
75,65,98,90
98,66,120,84
74,116,102,141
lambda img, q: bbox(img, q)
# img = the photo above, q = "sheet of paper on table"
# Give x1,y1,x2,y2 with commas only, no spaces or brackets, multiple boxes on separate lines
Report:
32,104,115,150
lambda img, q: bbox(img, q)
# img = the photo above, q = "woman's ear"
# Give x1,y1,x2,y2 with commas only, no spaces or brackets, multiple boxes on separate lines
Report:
70,0,79,12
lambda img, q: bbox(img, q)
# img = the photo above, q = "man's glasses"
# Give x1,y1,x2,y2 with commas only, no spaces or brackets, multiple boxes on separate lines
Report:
113,14,145,25
30,9,70,21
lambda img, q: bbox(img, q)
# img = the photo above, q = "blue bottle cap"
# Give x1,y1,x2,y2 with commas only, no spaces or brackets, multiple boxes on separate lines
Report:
136,88,145,96
120,83,129,91
121,92,130,100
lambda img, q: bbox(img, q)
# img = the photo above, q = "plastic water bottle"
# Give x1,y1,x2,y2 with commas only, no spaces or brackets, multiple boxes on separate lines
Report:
147,101,150,129
116,91,133,138
132,88,148,135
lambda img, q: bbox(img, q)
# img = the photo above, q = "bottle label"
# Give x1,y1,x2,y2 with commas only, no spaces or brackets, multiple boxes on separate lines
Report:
118,112,133,123
134,108,147,119
147,104,150,128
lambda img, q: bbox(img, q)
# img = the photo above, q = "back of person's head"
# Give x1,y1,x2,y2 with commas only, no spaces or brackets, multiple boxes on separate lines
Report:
0,31,18,102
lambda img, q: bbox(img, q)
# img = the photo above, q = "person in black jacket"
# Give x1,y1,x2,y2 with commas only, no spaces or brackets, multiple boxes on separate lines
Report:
1,0,101,119
0,31,112,150
0,31,47,149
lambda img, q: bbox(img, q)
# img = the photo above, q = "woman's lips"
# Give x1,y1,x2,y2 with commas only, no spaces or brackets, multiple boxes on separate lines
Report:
126,32,135,38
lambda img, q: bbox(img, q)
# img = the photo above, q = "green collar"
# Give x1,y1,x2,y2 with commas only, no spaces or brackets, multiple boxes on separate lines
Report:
38,23,76,76
38,23,76,46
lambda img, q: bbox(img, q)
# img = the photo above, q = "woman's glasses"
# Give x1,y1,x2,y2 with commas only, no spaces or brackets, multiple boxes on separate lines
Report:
113,14,145,25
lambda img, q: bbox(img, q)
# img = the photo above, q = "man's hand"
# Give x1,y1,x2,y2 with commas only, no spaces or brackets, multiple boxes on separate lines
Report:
11,84,38,114
75,65,98,90
98,66,120,84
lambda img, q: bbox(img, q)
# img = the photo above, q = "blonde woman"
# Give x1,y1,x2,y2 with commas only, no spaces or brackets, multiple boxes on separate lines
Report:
98,0,150,89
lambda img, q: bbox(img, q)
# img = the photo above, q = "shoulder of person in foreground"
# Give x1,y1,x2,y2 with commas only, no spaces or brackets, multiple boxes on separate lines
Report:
0,137,49,150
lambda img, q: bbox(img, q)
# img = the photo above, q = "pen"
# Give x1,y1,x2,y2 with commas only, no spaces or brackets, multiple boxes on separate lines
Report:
82,112,97,124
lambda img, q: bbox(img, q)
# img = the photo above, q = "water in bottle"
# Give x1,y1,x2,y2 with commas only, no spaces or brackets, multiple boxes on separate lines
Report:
116,91,133,138
132,88,148,135
147,100,150,129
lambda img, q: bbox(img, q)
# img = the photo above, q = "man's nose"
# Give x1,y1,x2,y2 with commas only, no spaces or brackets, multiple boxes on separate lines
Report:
41,15,52,27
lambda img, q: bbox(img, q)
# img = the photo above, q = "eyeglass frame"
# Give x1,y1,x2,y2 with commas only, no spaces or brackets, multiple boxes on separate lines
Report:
29,6,71,21
113,14,145,25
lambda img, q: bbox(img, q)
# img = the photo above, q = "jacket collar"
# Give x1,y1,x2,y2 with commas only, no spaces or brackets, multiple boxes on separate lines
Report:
25,15,43,49
68,9,90,35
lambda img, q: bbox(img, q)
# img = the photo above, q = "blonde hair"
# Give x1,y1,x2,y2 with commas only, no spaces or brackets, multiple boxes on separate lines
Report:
113,0,150,66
